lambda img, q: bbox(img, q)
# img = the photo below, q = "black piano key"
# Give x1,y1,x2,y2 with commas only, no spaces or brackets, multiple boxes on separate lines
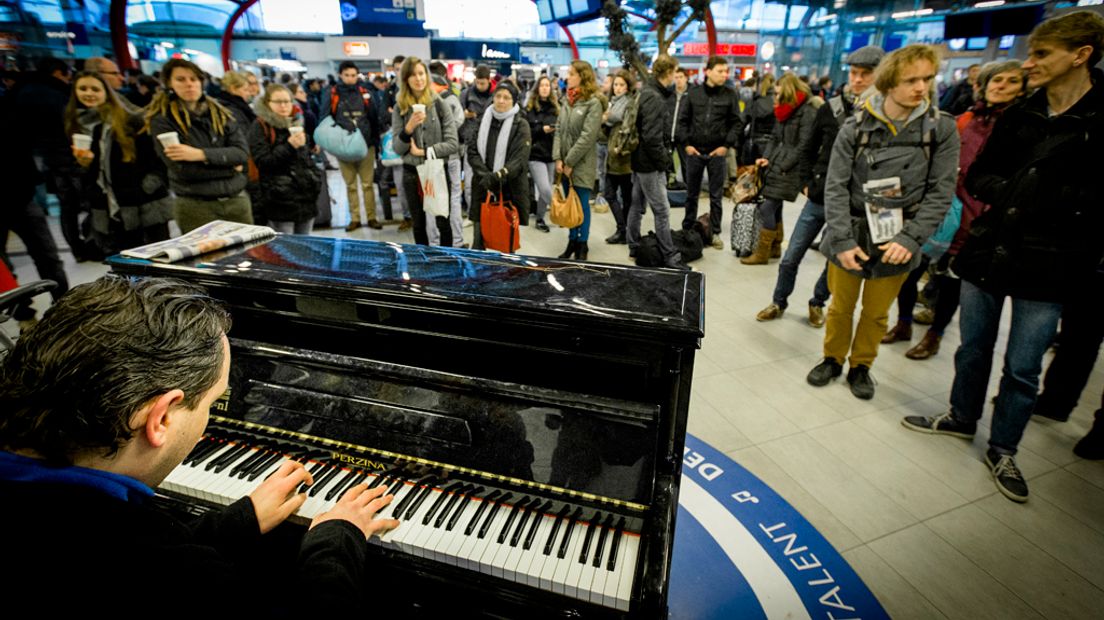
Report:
579,511,601,564
325,468,361,502
524,501,553,551
465,489,502,536
402,477,439,521
229,446,268,478
308,465,343,497
385,473,409,498
370,465,403,491
436,484,474,528
543,505,571,556
510,498,538,547
477,492,512,539
557,507,584,560
206,443,249,472
446,485,484,532
607,517,627,572
297,460,329,494
424,481,464,525
211,444,254,474
392,474,434,517
592,513,615,568
247,452,285,481
184,438,222,466
498,496,530,544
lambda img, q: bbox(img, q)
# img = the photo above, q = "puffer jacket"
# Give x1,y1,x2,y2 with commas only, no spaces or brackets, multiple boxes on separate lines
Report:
552,93,603,189
761,95,818,202
526,98,558,162
248,102,321,224
675,82,744,153
630,77,674,175
391,94,460,167
956,70,1104,303
149,97,249,200
822,94,960,279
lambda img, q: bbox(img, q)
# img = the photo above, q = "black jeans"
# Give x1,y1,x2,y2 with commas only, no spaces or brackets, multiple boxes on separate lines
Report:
894,256,931,322
402,164,450,247
52,173,97,260
0,199,69,319
1036,292,1104,419
682,153,726,234
604,172,632,233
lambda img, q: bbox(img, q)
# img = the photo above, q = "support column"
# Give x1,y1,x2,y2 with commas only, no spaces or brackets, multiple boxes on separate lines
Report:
109,0,137,71
221,0,259,72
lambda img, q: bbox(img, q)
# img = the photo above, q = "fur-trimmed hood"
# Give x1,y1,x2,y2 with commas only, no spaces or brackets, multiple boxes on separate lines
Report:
252,96,302,130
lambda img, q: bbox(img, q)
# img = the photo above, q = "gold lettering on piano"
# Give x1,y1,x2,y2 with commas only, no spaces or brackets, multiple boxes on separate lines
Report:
332,453,386,470
212,399,229,412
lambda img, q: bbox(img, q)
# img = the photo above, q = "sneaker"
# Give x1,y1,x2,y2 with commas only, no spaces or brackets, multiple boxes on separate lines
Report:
808,304,825,328
986,449,1029,502
398,219,413,232
806,358,843,387
756,303,784,322
535,219,550,233
900,411,977,439
711,235,724,250
846,365,876,400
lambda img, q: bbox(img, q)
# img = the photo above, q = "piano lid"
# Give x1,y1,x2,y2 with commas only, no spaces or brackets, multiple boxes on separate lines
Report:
107,235,705,340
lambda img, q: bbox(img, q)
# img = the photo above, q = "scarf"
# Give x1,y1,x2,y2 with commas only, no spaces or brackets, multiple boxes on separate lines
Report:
774,90,808,122
606,93,630,126
477,104,519,173
567,87,581,106
94,114,122,219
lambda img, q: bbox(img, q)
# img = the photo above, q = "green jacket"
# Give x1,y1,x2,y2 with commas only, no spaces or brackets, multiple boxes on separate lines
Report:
552,95,603,190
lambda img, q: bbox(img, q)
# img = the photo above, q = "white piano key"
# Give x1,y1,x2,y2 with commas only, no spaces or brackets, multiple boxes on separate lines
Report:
613,533,640,611
475,502,512,577
553,518,586,596
587,526,613,606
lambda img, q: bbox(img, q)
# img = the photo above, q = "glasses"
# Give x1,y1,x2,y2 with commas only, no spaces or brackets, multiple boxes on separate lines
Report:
269,99,294,104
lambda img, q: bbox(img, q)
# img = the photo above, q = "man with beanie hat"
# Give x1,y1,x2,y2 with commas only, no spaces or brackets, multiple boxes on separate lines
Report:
429,61,465,247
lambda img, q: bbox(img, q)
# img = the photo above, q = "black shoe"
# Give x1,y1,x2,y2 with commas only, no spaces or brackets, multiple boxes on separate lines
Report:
986,448,1029,502
575,241,589,260
1074,410,1104,459
535,219,550,233
558,240,577,259
846,365,876,400
806,358,843,387
628,247,637,259
605,230,627,244
665,260,692,271
900,411,977,439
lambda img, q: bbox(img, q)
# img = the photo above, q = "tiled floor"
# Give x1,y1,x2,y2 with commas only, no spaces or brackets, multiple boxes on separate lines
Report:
7,177,1103,618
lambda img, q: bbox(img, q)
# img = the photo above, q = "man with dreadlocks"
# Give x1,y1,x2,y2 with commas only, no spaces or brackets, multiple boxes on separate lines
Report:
146,59,252,233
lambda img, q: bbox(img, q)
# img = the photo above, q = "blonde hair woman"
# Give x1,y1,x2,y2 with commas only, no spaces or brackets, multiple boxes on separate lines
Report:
551,59,603,260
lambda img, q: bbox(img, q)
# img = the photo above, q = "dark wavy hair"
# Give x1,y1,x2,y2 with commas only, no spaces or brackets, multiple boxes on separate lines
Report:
0,275,231,464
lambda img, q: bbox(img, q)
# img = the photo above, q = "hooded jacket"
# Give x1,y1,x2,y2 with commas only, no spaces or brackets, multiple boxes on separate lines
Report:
822,94,960,279
552,92,603,189
149,96,249,200
761,95,818,202
248,99,322,224
630,77,674,175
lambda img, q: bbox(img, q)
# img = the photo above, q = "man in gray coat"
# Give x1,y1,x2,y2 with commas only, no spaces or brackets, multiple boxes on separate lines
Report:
806,44,959,399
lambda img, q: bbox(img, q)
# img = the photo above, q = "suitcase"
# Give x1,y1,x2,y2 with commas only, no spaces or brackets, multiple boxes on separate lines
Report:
730,200,762,257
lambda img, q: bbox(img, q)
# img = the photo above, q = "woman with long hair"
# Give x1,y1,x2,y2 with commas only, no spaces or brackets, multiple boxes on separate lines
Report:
525,75,558,233
248,83,321,234
391,56,460,246
215,70,256,127
65,71,172,253
744,73,776,163
601,69,636,244
744,73,818,265
468,82,531,250
146,58,251,232
552,60,603,260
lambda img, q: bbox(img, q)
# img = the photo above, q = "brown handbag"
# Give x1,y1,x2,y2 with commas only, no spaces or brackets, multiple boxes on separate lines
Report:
549,175,584,229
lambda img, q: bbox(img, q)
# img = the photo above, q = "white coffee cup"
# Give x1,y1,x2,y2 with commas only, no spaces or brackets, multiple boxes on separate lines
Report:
156,131,180,147
288,126,304,135
72,134,92,150
412,103,426,115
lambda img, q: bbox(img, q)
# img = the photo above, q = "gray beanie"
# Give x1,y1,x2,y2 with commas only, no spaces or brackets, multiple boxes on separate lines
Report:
847,46,885,69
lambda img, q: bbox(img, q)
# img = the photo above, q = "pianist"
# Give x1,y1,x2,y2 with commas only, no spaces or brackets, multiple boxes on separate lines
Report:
0,275,399,614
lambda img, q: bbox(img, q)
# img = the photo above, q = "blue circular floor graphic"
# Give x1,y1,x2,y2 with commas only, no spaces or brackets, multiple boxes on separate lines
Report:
670,434,888,619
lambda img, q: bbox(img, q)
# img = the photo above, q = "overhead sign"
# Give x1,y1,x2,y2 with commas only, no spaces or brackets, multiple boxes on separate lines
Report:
343,41,371,56
682,43,758,57
430,40,520,62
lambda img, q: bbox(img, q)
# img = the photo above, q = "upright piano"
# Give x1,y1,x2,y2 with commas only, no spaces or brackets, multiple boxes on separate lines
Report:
107,235,704,619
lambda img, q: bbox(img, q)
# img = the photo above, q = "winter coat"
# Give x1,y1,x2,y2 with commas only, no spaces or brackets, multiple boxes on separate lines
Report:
213,90,256,129
467,113,532,225
807,94,856,204
761,97,818,202
10,74,75,176
459,86,493,144
526,99,558,163
948,102,1007,255
630,77,674,175
956,70,1104,303
149,97,249,200
391,94,460,167
602,93,634,175
822,95,960,279
552,93,603,189
675,82,744,153
745,93,776,160
940,79,975,116
321,82,382,150
248,103,322,224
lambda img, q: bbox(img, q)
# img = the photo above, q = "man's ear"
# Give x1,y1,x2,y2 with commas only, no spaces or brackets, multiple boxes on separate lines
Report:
1075,45,1094,67
139,389,186,448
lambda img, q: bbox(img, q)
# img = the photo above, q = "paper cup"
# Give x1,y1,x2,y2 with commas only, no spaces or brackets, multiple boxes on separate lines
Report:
156,131,180,147
411,104,426,114
288,126,304,135
72,134,92,150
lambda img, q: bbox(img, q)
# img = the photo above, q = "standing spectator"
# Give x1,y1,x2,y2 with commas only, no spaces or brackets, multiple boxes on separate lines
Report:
755,46,884,327
601,69,636,245
940,64,980,115
595,73,613,206
677,56,744,250
146,58,251,233
743,73,817,264
903,12,1104,502
248,84,321,234
807,44,958,400
65,71,171,254
552,60,603,260
468,82,531,250
306,78,325,120
391,57,460,246
743,74,775,164
525,76,557,234
817,76,833,99
126,74,160,109
214,71,256,128
429,62,465,247
387,57,412,231
625,56,689,271
288,82,318,142
669,67,690,188
460,66,494,213
322,61,382,232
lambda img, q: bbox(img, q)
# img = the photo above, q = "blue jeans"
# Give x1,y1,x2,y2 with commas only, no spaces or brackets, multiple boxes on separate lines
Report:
627,170,679,266
565,179,591,242
772,199,829,309
950,281,1063,455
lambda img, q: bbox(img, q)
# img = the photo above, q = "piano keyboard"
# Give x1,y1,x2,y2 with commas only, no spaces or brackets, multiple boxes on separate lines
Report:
161,435,642,612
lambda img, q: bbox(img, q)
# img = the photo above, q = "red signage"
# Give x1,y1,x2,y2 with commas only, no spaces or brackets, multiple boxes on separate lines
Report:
682,42,757,57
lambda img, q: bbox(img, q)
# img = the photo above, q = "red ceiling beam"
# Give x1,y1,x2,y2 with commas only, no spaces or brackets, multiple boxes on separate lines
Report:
221,0,260,71
109,0,137,71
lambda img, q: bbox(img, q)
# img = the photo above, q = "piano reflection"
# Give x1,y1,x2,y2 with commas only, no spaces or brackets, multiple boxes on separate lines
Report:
107,235,704,619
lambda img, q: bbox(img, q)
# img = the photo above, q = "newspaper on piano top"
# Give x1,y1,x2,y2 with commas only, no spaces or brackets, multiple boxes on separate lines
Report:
120,220,276,263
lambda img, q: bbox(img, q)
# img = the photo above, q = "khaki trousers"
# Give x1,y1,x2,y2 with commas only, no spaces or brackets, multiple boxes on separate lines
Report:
338,147,377,224
174,192,252,234
824,262,909,368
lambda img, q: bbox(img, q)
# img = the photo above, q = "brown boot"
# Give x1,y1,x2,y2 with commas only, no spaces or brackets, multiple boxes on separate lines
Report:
881,321,913,344
905,331,942,359
771,222,784,258
740,227,776,265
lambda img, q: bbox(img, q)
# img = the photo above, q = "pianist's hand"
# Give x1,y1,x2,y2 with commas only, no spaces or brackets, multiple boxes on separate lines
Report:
249,460,314,534
311,483,400,539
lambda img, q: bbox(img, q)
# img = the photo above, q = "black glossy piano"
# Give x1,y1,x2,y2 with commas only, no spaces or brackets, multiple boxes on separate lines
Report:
107,235,704,619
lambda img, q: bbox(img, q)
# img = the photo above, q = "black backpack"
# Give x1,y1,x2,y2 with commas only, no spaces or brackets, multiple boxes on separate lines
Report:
634,229,703,267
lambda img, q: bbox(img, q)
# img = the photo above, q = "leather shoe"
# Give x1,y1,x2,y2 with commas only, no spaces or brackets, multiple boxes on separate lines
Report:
807,358,843,387
881,322,912,344
605,230,627,244
398,219,413,232
345,222,361,232
905,331,941,360
756,303,784,322
367,219,383,230
847,365,876,400
808,304,825,328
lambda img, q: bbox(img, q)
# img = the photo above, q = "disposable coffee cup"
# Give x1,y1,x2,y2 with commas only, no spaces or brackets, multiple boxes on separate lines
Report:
72,134,92,150
156,131,180,147
288,126,304,135
411,104,426,115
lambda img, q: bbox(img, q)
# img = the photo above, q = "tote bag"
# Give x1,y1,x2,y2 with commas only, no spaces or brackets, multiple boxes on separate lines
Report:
480,191,521,253
416,156,450,218
313,116,368,162
550,177,583,229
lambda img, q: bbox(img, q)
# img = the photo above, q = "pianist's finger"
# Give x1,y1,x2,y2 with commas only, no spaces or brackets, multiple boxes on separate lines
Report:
248,460,313,534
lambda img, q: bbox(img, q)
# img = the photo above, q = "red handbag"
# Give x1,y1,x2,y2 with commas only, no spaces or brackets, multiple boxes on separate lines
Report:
480,191,521,253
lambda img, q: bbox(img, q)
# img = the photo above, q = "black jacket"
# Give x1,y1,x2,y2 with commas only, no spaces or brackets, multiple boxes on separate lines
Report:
956,69,1104,303
525,100,558,163
248,116,322,224
459,86,493,144
150,97,249,200
676,82,744,153
468,113,532,225
806,95,854,204
9,73,73,175
746,93,776,151
214,90,256,129
761,98,818,202
322,83,382,150
631,77,674,175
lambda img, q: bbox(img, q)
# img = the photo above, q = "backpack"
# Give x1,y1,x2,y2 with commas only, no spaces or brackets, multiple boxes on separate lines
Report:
246,118,277,183
608,93,640,157
330,85,372,117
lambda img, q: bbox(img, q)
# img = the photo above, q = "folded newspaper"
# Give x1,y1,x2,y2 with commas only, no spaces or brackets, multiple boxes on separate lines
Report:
120,220,276,263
